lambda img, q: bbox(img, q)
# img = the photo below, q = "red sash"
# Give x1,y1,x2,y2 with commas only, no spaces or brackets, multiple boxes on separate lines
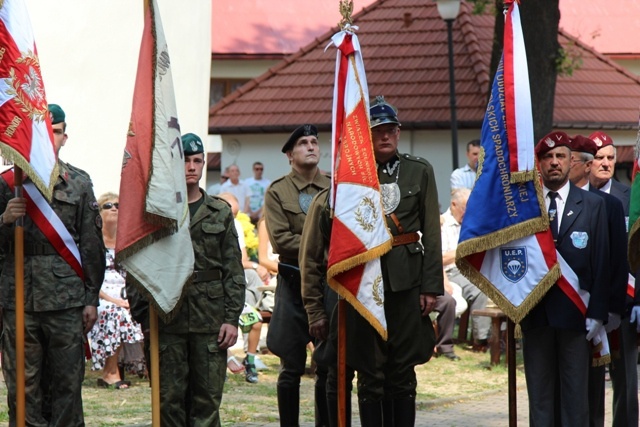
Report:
2,169,84,280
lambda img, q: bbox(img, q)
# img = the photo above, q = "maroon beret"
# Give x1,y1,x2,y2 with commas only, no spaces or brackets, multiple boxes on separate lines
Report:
535,131,572,158
569,135,597,156
588,131,614,149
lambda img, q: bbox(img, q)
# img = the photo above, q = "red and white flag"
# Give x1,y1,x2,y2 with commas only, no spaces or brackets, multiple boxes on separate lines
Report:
116,0,193,320
326,26,392,340
0,0,58,200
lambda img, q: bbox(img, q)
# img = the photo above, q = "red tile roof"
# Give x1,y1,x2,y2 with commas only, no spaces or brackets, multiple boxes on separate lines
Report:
210,0,640,134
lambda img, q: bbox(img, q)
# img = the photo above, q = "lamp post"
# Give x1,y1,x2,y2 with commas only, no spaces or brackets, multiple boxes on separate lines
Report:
436,0,461,170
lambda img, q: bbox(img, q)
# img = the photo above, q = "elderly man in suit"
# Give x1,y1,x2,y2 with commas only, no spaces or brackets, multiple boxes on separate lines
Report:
568,134,628,426
588,131,638,427
521,131,610,427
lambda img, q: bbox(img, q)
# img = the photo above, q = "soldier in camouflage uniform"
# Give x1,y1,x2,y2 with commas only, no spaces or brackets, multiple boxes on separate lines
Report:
128,133,246,427
264,124,331,427
0,104,106,427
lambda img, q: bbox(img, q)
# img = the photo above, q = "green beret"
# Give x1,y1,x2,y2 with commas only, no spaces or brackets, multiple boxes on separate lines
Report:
182,133,203,155
48,104,65,125
282,124,318,153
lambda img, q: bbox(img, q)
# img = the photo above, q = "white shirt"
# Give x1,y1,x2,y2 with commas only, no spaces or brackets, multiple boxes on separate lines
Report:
220,180,252,211
440,208,460,271
543,181,570,231
450,164,476,190
244,177,271,212
599,179,613,194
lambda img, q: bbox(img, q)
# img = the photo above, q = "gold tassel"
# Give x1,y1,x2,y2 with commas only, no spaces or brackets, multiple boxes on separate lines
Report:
514,323,522,339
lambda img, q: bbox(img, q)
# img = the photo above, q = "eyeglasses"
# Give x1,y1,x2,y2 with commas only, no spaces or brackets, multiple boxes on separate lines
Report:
372,126,399,136
102,202,119,210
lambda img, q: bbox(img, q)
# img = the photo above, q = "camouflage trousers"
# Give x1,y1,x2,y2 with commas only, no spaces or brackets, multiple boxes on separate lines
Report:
2,307,85,427
157,331,226,427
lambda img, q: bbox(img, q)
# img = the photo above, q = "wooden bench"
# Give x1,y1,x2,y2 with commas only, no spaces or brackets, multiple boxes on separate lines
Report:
471,307,507,366
455,308,471,344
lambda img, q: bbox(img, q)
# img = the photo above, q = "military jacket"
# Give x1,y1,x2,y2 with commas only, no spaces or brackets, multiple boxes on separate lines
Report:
0,161,105,311
378,153,444,294
264,169,330,263
156,190,246,334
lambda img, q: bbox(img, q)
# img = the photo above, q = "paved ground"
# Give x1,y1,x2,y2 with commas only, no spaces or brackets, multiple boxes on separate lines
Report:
239,371,623,427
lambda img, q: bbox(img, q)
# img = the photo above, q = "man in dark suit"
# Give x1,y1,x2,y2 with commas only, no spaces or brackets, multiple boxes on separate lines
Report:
568,134,628,426
521,131,610,427
588,130,638,427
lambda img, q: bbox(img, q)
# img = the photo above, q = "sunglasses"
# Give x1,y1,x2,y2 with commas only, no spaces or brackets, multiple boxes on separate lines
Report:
102,202,119,210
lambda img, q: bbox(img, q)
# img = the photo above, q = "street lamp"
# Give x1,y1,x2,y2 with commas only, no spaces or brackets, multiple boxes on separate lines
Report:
436,0,461,170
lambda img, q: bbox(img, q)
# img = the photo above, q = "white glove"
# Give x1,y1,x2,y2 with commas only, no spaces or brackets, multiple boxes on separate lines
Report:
630,306,640,332
585,318,604,341
604,312,621,333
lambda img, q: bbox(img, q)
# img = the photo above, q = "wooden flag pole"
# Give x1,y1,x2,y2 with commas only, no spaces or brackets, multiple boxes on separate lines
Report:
14,167,25,427
507,319,517,427
149,305,160,426
337,298,347,427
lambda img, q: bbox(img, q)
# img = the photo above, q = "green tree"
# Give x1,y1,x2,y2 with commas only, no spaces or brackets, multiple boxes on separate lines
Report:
486,0,560,141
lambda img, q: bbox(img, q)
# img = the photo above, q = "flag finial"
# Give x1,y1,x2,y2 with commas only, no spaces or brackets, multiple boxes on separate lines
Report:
339,0,354,29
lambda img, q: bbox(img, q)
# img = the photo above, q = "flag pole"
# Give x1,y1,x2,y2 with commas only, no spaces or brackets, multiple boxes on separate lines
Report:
507,319,517,427
13,167,25,427
337,298,347,427
149,305,160,426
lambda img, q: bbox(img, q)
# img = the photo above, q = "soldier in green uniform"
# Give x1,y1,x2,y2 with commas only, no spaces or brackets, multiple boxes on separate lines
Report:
264,124,331,427
0,104,106,426
302,97,443,426
128,133,246,427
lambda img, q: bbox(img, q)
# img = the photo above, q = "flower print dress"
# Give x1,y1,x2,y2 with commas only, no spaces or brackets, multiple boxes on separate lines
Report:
89,248,145,375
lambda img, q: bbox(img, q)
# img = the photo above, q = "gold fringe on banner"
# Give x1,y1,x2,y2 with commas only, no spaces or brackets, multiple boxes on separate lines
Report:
510,169,536,184
0,143,59,202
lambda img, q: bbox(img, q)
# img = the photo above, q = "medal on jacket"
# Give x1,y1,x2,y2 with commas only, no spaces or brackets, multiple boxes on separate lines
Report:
299,192,315,214
380,162,401,214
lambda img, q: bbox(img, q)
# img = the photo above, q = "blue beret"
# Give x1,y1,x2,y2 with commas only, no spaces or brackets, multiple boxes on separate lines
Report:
48,104,65,124
369,96,400,128
182,133,203,155
282,124,318,153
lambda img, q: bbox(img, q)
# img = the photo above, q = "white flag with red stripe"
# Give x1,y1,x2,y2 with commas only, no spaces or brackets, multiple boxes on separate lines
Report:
0,0,58,200
326,26,392,340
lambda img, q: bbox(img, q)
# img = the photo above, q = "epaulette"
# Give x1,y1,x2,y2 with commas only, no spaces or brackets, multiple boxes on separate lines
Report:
270,175,287,186
400,152,431,167
208,194,233,212
64,162,92,181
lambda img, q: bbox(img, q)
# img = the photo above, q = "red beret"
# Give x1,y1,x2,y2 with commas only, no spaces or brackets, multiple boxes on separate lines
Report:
569,135,597,156
535,131,572,158
588,131,614,149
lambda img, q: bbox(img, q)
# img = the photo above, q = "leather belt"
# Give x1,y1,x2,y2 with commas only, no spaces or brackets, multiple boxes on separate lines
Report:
192,269,222,283
7,243,58,256
392,232,420,247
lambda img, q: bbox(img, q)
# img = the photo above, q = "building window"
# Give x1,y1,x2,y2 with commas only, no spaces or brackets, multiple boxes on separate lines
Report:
210,79,249,107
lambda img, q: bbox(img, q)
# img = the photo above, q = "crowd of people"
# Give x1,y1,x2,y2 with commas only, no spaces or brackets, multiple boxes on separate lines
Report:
0,99,638,427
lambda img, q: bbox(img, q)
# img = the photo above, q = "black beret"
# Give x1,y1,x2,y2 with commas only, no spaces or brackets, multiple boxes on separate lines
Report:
535,131,571,158
282,124,318,153
369,95,400,128
182,133,204,155
48,104,65,124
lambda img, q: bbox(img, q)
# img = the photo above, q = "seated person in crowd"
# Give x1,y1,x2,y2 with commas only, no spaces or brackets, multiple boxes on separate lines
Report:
218,192,269,384
441,188,490,351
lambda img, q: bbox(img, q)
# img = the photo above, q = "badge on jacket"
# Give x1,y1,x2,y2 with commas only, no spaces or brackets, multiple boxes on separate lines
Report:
570,231,588,249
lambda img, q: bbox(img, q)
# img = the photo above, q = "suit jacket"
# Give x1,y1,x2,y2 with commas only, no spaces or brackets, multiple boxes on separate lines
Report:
609,179,631,217
522,183,610,331
589,186,629,315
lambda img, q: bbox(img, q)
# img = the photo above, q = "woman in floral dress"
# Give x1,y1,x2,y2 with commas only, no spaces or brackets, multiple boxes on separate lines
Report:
89,192,145,389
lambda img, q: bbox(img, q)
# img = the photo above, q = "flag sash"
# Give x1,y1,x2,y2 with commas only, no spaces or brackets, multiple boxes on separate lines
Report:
2,169,84,279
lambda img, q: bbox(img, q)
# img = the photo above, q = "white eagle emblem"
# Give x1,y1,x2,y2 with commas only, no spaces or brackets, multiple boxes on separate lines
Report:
593,137,603,147
544,137,555,148
20,66,44,103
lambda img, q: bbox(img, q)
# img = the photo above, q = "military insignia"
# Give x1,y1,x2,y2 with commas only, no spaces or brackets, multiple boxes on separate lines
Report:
544,137,555,148
372,275,384,306
570,231,588,249
303,124,313,136
355,196,377,232
593,137,603,147
380,183,400,214
190,141,197,152
121,149,132,169
299,192,314,214
548,208,556,222
4,50,48,122
500,247,527,283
